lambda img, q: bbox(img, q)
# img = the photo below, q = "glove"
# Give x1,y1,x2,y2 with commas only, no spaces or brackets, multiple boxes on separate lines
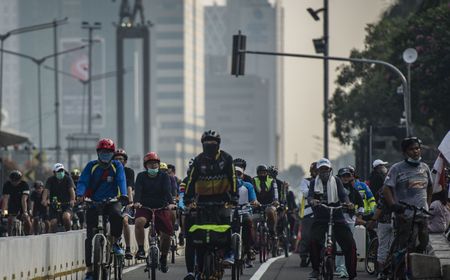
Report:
391,203,406,214
119,196,129,207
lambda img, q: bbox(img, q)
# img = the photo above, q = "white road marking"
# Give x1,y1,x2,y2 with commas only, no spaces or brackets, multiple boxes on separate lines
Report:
123,263,146,274
249,254,291,280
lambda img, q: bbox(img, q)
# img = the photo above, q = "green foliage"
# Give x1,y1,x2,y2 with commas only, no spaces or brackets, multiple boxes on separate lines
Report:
330,1,450,145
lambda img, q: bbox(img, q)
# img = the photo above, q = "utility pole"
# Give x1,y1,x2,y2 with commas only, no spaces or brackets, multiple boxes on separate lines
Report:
81,22,102,134
323,0,329,159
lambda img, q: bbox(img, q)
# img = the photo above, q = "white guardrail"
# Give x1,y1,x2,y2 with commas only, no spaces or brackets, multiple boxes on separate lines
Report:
0,226,146,280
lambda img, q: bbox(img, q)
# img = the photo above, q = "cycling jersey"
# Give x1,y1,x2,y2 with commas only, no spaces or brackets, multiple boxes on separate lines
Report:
76,160,127,201
253,176,278,205
353,180,376,214
2,180,30,214
45,172,75,203
238,178,256,205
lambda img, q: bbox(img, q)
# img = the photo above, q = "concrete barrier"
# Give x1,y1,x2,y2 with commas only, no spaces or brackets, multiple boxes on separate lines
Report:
0,226,147,280
408,253,442,279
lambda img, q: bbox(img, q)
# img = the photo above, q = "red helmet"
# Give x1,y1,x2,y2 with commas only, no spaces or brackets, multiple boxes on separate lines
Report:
96,138,115,151
143,152,160,166
115,148,128,160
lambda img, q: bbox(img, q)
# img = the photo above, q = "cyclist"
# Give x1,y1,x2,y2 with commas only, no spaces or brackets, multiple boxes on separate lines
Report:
383,137,433,254
368,159,388,201
236,165,259,267
308,158,357,280
76,138,128,280
252,164,279,236
178,158,195,247
160,162,180,248
42,163,76,232
184,130,238,280
71,168,81,186
1,170,32,235
114,148,135,259
134,152,175,273
348,166,376,217
29,181,49,234
299,162,317,267
167,164,181,188
71,168,85,229
233,158,253,184
335,167,365,278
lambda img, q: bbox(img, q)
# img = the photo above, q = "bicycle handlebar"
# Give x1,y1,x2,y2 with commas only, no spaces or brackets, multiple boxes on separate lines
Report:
399,201,433,216
318,203,344,210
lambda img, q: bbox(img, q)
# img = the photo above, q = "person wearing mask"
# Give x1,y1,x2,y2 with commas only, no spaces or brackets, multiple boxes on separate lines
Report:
160,162,180,245
335,167,365,278
184,130,238,280
233,158,253,184
308,158,357,280
383,137,433,254
253,164,279,236
29,181,49,234
298,162,317,267
114,148,135,259
428,190,450,233
134,152,175,273
42,163,76,232
76,138,128,280
1,170,32,235
368,159,389,201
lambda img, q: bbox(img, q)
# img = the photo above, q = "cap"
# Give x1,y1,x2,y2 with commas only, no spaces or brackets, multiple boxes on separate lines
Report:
338,167,352,177
235,166,244,173
373,159,388,168
316,158,331,169
53,163,65,172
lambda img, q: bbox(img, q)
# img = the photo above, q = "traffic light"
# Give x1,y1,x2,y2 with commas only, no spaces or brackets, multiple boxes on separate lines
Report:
231,31,246,77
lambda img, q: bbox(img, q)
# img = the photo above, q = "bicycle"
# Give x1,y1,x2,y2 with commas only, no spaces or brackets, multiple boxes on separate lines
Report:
85,197,124,280
9,214,24,236
254,204,272,263
139,206,170,280
276,205,291,258
231,204,252,280
50,199,72,232
383,201,432,280
365,226,378,275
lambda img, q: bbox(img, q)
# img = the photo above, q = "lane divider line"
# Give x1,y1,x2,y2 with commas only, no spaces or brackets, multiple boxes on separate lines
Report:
249,253,291,280
123,263,146,274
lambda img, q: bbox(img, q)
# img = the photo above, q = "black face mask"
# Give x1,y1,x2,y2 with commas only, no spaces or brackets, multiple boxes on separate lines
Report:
202,143,219,158
258,175,267,181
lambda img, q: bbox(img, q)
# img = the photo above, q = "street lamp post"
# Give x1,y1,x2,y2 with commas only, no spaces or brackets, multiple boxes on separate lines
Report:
0,45,86,159
0,19,68,131
81,22,102,135
402,48,418,136
307,1,329,158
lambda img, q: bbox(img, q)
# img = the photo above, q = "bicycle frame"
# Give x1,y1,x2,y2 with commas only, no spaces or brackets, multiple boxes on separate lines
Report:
319,204,343,279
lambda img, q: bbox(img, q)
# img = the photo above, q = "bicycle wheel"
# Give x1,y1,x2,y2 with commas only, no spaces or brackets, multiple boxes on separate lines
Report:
203,251,215,280
93,237,104,280
149,246,159,280
365,237,378,275
323,255,334,280
171,236,176,264
271,236,278,258
283,218,290,258
114,254,124,280
231,234,241,280
259,226,267,263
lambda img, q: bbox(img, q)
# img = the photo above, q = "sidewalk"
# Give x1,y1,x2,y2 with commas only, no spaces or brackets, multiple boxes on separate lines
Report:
429,233,450,278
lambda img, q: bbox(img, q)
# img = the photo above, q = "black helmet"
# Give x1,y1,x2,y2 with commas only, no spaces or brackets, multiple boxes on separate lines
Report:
338,167,352,177
256,164,268,173
34,180,44,188
201,130,221,144
401,137,422,152
233,158,247,169
268,165,278,177
9,170,22,181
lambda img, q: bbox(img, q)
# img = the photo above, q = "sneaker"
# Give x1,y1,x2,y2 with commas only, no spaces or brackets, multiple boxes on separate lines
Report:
300,258,309,267
338,271,348,278
245,259,254,268
223,251,235,265
183,273,195,280
135,249,146,260
377,272,387,280
160,256,169,273
113,243,125,256
309,270,319,279
125,248,133,260
84,272,94,280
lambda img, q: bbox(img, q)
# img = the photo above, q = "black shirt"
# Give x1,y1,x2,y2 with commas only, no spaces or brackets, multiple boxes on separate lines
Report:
124,167,135,190
45,173,75,203
2,180,30,214
30,190,46,215
134,171,173,208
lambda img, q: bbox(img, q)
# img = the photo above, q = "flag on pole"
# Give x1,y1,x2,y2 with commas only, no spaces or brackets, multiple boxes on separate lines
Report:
431,153,447,193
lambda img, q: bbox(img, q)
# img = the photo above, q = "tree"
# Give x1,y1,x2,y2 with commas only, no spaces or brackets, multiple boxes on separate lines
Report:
330,1,450,146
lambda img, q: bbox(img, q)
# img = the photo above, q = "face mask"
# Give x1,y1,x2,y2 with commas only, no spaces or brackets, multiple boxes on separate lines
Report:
379,166,388,175
258,175,267,181
56,171,65,180
202,143,219,158
98,152,114,163
147,168,159,176
406,157,421,167
319,171,331,182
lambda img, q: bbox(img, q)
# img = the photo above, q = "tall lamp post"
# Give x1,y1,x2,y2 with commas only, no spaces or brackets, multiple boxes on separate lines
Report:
307,1,329,158
81,22,102,135
402,48,417,136
0,45,86,160
0,18,68,131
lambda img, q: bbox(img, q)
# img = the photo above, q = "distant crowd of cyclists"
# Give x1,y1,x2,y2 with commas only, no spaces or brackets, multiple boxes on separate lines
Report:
1,130,450,280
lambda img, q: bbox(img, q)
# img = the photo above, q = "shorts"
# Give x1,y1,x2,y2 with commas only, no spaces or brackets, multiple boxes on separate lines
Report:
49,205,72,220
135,208,173,235
377,222,393,263
33,211,49,221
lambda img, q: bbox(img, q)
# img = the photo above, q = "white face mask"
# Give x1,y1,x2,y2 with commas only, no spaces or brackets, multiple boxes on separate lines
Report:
379,166,388,175
407,157,422,164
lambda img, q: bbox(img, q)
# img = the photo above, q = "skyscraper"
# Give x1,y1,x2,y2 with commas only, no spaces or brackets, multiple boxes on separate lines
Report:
205,0,284,173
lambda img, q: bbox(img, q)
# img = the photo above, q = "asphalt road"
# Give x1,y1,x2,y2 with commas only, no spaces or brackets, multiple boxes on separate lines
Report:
123,252,376,280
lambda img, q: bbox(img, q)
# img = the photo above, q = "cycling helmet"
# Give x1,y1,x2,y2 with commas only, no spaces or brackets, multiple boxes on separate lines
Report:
34,180,44,188
71,168,81,177
347,165,356,174
401,137,422,152
115,148,128,160
201,130,221,144
338,167,352,177
160,162,168,171
9,170,22,181
96,138,115,151
167,164,175,172
233,158,247,169
143,152,160,166
268,165,278,177
256,164,268,173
